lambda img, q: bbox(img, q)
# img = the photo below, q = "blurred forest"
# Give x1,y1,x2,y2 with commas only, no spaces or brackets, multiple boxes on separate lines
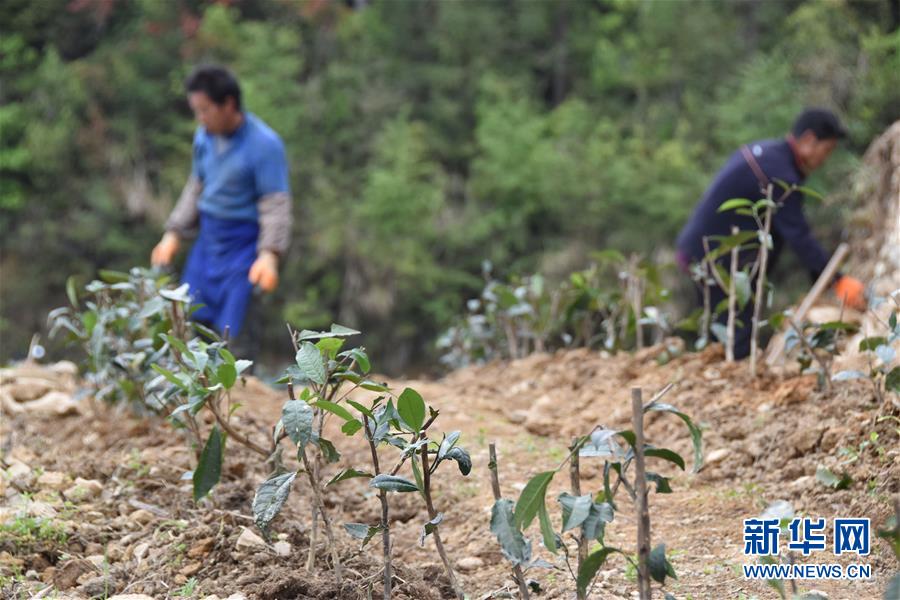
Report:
1,0,899,373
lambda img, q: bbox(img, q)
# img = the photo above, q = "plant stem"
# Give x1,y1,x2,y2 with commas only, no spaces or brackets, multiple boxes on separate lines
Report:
299,447,343,583
631,388,652,600
364,414,392,600
488,443,530,600
785,316,832,393
207,392,269,456
726,226,740,362
420,444,465,600
750,191,773,376
569,438,588,574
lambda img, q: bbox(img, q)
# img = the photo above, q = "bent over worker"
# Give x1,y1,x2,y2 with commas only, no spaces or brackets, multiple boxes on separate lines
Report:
675,108,866,359
151,65,292,359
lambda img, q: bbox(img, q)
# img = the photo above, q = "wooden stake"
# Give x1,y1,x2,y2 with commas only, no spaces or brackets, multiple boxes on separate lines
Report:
632,388,652,600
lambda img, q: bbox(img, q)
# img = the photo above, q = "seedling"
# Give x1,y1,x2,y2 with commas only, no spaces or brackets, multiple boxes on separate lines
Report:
832,303,900,404
490,384,702,599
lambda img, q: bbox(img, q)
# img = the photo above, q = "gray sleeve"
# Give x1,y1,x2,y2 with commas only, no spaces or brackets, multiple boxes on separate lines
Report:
257,192,293,256
165,176,202,238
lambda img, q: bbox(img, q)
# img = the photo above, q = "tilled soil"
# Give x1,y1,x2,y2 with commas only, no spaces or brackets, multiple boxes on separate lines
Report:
2,342,898,599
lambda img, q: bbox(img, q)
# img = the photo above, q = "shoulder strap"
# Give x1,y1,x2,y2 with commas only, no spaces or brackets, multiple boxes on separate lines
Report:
740,144,770,195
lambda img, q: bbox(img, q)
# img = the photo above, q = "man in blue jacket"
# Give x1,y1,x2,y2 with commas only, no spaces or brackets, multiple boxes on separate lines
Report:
676,108,866,359
151,65,292,359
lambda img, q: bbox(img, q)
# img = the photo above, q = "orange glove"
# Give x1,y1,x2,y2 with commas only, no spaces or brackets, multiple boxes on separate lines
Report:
249,250,279,292
834,275,866,311
151,232,180,267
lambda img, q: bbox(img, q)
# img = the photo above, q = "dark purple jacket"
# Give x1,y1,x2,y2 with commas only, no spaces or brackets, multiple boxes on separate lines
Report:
676,139,830,280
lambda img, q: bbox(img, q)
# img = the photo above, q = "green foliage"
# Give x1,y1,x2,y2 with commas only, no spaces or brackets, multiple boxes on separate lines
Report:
440,252,675,367
5,0,896,371
491,389,701,597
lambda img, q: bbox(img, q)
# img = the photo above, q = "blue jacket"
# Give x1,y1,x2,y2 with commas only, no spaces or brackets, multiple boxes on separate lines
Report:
676,139,830,280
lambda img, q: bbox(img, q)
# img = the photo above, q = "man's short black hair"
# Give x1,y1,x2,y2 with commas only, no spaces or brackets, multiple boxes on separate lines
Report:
791,108,847,140
185,65,242,110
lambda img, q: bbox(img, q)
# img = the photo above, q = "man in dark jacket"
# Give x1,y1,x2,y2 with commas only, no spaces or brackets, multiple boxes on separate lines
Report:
676,108,866,359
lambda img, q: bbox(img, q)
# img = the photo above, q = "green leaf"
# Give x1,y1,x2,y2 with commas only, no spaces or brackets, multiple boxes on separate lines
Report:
577,547,620,596
98,269,130,283
295,342,327,385
419,513,443,547
343,523,383,548
66,275,79,309
558,493,593,532
234,360,253,375
317,438,341,463
217,363,237,389
646,472,673,494
341,419,363,436
491,498,532,566
644,401,703,473
316,337,344,359
644,447,686,471
397,387,426,432
193,426,225,502
513,471,555,529
350,348,370,373
832,370,867,382
160,283,192,303
582,502,614,541
444,447,472,476
315,400,353,422
885,367,900,393
296,324,361,341
360,380,391,392
152,364,188,390
369,474,419,493
537,502,557,554
282,400,314,448
648,543,677,584
860,336,888,351
815,465,852,490
718,198,753,212
346,399,375,418
252,472,296,535
327,468,372,487
411,451,425,493
220,347,236,365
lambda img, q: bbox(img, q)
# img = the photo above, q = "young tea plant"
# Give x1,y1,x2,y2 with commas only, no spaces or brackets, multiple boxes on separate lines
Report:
490,385,703,600
783,315,857,392
252,324,473,598
48,268,194,410
832,304,900,404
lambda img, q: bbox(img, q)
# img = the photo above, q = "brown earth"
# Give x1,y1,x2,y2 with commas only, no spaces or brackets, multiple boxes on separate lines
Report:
2,340,898,599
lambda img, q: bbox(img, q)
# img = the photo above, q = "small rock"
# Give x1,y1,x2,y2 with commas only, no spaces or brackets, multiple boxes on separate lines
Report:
37,471,69,491
133,542,150,561
225,594,248,600
25,569,39,580
54,559,89,590
78,575,116,597
22,391,81,416
64,478,103,502
235,528,266,551
523,394,558,436
5,377,53,402
27,501,58,519
456,556,485,572
174,574,187,585
507,410,527,424
108,595,157,600
130,509,154,525
273,541,291,557
6,459,34,487
41,566,56,583
85,554,106,569
106,543,125,562
179,561,202,576
201,596,221,600
705,448,729,466
188,537,215,558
